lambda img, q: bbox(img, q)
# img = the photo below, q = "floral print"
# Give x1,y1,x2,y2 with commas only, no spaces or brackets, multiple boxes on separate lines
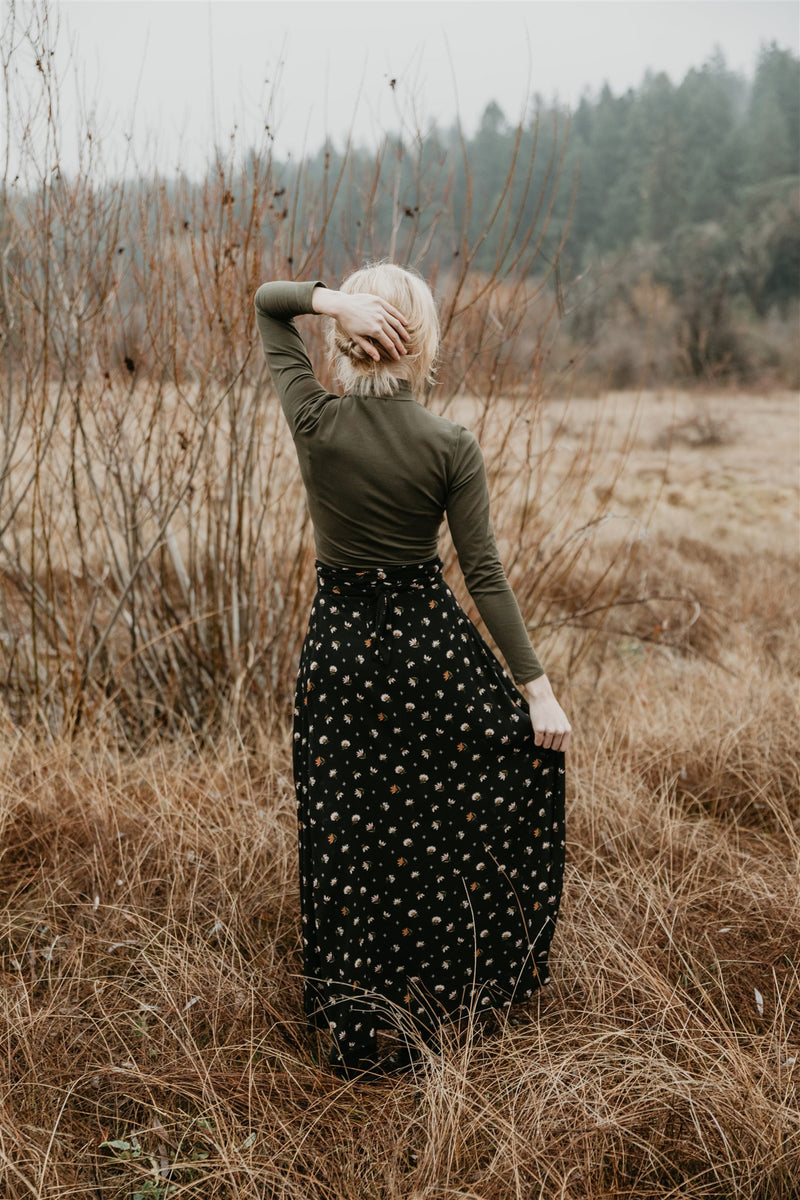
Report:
292,554,566,1065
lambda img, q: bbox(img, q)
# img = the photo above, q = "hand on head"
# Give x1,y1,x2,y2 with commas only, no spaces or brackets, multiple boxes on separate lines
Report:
314,263,438,398
336,292,410,363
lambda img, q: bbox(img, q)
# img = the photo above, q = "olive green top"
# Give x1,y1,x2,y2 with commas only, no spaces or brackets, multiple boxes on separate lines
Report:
253,279,545,685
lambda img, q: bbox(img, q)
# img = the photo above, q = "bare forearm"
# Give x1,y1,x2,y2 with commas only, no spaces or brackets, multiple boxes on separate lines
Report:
310,284,339,317
521,674,555,701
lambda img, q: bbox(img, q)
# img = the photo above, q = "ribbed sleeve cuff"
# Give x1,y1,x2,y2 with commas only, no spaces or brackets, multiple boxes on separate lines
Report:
254,280,327,320
513,664,546,686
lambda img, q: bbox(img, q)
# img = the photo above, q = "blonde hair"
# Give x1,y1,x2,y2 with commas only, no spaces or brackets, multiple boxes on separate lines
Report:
328,261,439,399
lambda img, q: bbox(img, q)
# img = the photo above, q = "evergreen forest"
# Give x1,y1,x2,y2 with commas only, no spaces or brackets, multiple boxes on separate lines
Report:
264,41,799,386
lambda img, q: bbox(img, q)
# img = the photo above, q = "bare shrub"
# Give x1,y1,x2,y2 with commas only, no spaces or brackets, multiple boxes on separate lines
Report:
652,404,736,449
0,0,664,740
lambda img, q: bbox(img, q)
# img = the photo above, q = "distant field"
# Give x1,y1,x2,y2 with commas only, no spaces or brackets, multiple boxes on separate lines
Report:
0,388,797,1199
560,388,798,549
450,387,798,549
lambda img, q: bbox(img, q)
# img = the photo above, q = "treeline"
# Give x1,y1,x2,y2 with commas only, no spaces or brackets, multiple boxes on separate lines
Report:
258,41,799,385
1,24,798,390
556,41,799,384
546,43,796,288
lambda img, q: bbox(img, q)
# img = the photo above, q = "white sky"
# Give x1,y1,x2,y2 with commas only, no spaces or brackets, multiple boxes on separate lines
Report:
6,0,799,178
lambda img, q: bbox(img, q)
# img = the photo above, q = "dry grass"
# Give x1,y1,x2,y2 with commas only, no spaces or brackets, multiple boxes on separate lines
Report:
1,7,798,1192
1,390,798,1199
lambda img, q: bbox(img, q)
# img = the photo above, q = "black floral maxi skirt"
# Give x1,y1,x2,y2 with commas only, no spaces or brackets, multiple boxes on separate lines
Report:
291,554,566,1065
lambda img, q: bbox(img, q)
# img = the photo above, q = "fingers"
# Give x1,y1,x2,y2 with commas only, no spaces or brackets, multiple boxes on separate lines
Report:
353,334,381,362
528,692,571,754
380,299,409,328
372,332,404,361
344,294,410,361
373,297,409,334
532,724,571,754
372,305,409,360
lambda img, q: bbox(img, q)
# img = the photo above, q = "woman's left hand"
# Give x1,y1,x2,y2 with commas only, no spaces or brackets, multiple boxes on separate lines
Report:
312,286,409,362
521,674,572,753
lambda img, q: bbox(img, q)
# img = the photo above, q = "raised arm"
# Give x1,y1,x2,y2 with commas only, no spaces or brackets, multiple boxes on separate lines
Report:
446,426,571,752
253,280,332,436
254,280,410,435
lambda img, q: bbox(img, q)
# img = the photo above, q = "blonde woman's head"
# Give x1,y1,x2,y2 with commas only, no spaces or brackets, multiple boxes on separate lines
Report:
328,261,439,399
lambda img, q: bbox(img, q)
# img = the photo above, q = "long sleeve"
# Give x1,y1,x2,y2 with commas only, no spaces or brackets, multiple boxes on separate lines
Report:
253,280,334,435
445,426,545,686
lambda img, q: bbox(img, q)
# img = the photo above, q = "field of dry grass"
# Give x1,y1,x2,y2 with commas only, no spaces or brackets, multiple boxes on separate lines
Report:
1,387,797,1199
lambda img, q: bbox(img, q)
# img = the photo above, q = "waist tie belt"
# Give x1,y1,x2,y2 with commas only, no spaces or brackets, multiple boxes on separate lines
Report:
314,555,443,666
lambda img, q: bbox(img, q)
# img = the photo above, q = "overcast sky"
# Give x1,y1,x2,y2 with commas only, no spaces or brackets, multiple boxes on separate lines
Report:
7,0,800,178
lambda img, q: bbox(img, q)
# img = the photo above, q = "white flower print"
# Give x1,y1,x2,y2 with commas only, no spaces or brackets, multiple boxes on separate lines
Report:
293,557,566,1061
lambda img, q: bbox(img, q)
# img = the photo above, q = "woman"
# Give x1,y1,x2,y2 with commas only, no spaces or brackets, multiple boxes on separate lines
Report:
254,263,570,1081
